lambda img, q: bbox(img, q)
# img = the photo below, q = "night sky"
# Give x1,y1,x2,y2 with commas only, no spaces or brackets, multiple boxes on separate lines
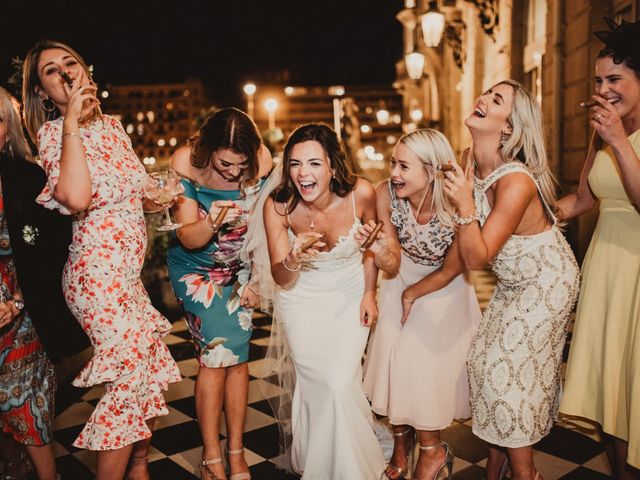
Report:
2,0,404,106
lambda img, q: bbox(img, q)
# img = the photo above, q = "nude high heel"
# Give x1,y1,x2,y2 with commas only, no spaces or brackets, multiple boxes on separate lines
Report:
201,457,224,480
413,441,454,480
226,447,251,480
381,427,416,480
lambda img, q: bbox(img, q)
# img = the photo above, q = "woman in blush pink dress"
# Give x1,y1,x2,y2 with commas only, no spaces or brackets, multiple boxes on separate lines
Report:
23,40,181,480
361,129,480,480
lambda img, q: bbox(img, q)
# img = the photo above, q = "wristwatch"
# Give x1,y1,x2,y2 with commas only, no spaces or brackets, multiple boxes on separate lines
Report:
10,298,24,311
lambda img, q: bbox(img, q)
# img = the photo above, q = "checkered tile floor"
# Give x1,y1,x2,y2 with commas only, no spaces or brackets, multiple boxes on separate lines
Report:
46,270,612,479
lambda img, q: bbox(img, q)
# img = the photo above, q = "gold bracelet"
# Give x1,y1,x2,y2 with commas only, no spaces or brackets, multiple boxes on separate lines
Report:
62,132,80,138
282,257,301,272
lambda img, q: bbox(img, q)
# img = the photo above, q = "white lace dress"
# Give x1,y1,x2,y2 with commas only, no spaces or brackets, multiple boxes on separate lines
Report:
363,181,481,430
467,163,580,448
275,195,385,479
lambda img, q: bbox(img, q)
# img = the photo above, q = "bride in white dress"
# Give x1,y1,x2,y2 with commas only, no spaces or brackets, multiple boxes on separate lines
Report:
262,124,385,479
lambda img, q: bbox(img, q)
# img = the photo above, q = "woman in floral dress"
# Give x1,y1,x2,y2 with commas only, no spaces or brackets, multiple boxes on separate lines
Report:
23,40,181,480
167,108,271,480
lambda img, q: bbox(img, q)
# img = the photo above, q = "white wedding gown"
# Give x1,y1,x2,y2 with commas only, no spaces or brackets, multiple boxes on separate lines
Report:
276,201,385,479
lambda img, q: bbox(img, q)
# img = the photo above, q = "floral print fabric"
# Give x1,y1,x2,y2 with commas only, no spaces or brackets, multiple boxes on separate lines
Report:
36,115,181,451
0,192,55,446
388,180,454,266
167,179,262,368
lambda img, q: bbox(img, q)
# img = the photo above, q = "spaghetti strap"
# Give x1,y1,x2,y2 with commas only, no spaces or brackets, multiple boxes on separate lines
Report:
351,191,357,220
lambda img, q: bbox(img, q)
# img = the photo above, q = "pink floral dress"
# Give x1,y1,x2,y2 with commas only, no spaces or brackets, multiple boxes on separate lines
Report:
36,115,181,451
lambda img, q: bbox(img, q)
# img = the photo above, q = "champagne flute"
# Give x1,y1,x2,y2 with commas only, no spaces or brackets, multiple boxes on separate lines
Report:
144,169,183,231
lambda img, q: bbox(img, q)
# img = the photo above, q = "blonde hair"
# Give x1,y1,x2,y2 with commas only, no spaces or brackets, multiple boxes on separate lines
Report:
0,86,33,161
398,128,456,227
496,79,559,215
22,40,100,146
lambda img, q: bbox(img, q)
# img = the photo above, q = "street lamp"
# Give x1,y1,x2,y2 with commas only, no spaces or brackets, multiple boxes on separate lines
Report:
243,83,256,118
421,1,446,47
264,98,278,130
405,51,425,80
376,108,390,126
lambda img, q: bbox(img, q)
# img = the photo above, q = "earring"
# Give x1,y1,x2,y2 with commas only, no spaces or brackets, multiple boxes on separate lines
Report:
41,97,56,113
500,131,510,146
2,142,13,159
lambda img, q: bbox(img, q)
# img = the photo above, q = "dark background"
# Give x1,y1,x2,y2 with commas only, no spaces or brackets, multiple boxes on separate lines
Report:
2,0,404,106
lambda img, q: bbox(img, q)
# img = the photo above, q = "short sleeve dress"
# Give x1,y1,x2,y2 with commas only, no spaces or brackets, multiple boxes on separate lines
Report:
36,115,182,451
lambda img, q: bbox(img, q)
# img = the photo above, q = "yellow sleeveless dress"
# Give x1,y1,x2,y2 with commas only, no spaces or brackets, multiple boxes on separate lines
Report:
560,129,640,468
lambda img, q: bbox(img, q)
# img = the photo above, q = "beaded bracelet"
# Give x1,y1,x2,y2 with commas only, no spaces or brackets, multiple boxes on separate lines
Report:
282,257,301,272
452,211,480,226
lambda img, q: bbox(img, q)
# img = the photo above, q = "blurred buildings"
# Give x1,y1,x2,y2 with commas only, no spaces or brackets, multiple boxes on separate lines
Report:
248,84,403,176
100,79,210,170
394,0,638,258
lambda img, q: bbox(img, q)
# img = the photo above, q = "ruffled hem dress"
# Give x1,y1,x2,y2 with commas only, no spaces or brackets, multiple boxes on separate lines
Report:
36,115,181,450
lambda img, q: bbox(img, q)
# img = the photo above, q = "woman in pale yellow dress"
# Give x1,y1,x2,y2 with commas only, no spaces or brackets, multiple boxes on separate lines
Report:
558,18,640,479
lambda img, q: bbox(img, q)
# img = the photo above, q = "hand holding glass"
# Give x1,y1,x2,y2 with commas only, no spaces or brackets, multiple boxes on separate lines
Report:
144,170,182,231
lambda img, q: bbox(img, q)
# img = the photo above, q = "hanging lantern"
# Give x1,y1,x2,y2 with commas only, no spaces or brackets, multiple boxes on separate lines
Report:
421,1,445,47
405,51,425,80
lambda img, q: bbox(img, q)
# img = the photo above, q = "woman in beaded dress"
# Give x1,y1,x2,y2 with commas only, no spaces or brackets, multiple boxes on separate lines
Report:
361,129,481,480
443,80,579,480
558,19,640,478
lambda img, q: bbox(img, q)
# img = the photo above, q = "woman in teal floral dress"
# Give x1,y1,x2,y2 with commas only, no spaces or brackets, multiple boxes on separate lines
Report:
167,108,271,480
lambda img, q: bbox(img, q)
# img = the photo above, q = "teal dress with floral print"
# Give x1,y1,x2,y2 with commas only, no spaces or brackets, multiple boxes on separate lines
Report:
167,178,262,368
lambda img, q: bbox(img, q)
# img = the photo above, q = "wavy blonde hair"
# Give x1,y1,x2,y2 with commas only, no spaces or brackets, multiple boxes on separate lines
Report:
398,128,456,227
22,40,100,146
497,79,559,215
0,86,33,161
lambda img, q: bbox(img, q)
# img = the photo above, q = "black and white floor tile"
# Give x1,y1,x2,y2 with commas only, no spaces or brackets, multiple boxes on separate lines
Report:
47,271,611,479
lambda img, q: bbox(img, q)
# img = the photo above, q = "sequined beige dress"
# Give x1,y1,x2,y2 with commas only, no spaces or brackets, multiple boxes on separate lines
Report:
467,162,580,448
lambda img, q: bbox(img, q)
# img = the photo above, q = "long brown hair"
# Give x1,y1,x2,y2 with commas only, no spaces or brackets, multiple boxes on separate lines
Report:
188,108,261,196
271,123,357,213
22,40,100,146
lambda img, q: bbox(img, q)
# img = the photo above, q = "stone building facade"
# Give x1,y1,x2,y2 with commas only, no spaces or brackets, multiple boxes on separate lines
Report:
395,0,639,260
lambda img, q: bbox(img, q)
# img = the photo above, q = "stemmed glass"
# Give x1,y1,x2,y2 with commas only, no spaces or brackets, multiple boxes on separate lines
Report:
144,169,183,231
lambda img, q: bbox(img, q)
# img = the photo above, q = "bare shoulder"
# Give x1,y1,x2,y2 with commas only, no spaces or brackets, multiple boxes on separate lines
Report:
258,145,273,177
263,196,284,221
494,171,537,201
354,177,376,203
375,180,391,202
170,146,193,178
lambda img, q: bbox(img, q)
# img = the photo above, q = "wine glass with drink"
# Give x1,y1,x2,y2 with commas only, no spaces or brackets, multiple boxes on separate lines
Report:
144,169,183,231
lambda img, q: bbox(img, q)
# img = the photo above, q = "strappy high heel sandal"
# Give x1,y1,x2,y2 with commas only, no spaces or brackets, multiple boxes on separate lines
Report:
201,457,225,480
226,447,251,480
413,441,454,480
381,427,416,480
